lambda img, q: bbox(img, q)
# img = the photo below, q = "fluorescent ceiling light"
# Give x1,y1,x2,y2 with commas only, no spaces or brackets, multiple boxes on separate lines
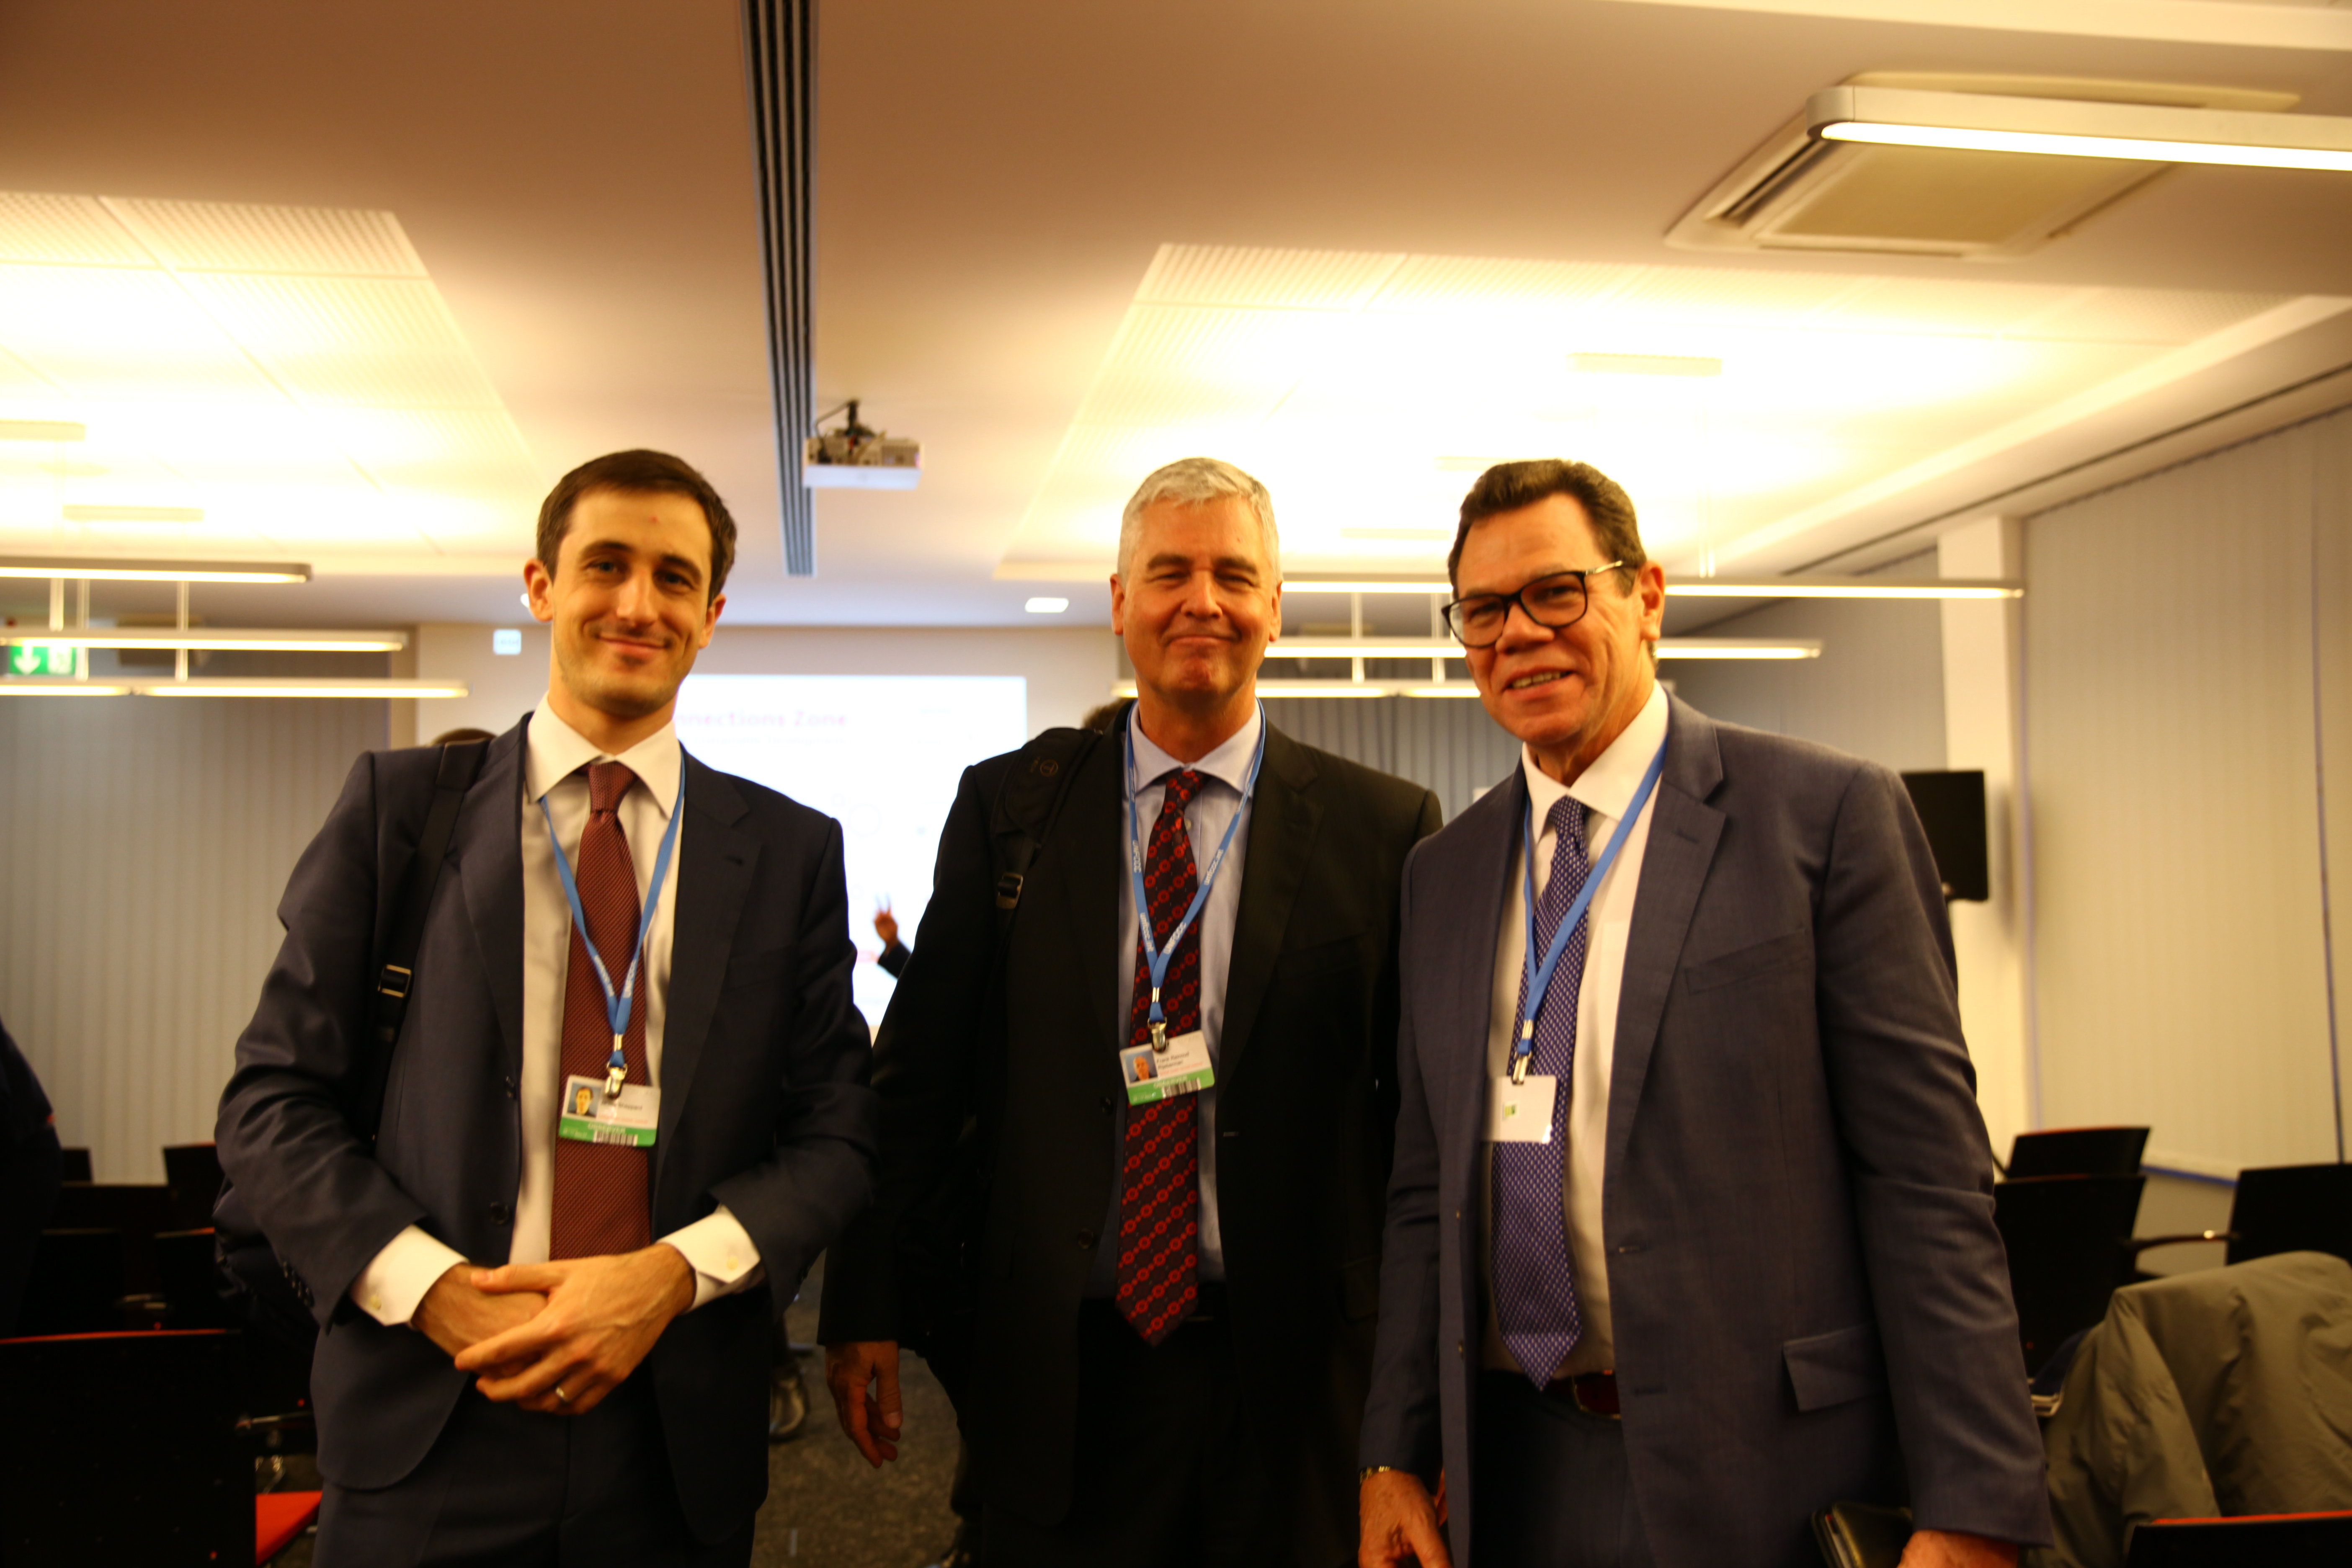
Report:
142,678,468,699
1670,577,2021,599
1658,639,1821,660
803,466,920,490
1024,596,1070,614
0,420,86,441
1405,685,1484,699
1277,640,1460,660
63,504,205,524
1810,85,2352,173
1278,576,2021,600
0,679,134,696
1571,353,1723,377
0,555,310,583
0,627,407,652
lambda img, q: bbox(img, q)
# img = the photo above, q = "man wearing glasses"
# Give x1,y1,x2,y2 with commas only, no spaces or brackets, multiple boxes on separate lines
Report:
1357,460,2049,1568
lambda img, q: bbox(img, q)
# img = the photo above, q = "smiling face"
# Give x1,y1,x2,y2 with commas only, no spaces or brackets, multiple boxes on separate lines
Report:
1456,492,1665,780
1111,496,1282,728
524,487,725,738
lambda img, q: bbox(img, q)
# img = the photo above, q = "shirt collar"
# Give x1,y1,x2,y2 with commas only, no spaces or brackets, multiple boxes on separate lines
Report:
1519,681,1670,829
1128,702,1263,798
526,698,683,817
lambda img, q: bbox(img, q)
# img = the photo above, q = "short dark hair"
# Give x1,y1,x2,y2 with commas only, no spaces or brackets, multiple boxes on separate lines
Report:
535,449,738,600
1447,459,1646,590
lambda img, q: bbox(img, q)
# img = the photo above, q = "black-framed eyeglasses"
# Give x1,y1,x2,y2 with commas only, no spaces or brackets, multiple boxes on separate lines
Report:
1442,562,1626,649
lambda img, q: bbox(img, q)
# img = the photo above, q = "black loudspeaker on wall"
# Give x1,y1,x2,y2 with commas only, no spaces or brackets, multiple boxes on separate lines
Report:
1899,770,1989,903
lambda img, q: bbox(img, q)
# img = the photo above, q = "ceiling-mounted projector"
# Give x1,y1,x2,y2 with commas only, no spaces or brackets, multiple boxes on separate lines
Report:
804,400,920,490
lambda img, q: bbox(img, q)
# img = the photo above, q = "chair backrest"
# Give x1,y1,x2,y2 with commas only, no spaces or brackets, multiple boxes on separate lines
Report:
49,1183,175,1294
2228,1163,2352,1267
19,1229,125,1336
2006,1127,2149,1179
2124,1511,2352,1565
160,1143,224,1232
0,1328,253,1566
1994,1174,2146,1374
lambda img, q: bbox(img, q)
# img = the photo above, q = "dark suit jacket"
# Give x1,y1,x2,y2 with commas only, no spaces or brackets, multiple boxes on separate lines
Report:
1360,696,2051,1567
216,717,877,1540
821,718,1440,1555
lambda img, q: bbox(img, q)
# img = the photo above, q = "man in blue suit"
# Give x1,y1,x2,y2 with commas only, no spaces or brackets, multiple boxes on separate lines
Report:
1357,461,2049,1568
217,450,877,1565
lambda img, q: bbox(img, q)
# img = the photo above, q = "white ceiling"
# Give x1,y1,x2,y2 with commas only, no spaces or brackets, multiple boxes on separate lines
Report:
0,0,2348,630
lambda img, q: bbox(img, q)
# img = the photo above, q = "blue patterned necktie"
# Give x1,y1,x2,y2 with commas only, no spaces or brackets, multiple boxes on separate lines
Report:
1493,792,1591,1387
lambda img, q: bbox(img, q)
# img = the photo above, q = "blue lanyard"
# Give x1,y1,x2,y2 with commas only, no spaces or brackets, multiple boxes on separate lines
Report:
1125,707,1267,1050
539,767,684,1093
1510,741,1667,1084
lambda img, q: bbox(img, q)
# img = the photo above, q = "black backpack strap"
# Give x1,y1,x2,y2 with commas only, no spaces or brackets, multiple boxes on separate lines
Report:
986,720,1105,926
362,736,488,1133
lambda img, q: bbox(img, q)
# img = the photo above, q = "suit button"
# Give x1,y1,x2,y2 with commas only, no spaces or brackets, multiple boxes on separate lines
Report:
1099,1096,1114,1114
501,1075,518,1099
488,1202,511,1225
1075,1229,1096,1250
1456,1340,1465,1357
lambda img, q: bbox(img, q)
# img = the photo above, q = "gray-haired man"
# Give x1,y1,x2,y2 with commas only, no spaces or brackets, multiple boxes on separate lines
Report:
820,458,1442,1566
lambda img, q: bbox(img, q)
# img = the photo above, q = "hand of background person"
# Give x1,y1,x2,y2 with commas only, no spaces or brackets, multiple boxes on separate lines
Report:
451,1243,696,1416
823,1339,903,1466
1899,1531,2018,1568
873,905,900,947
411,1264,546,1379
1359,1469,1452,1567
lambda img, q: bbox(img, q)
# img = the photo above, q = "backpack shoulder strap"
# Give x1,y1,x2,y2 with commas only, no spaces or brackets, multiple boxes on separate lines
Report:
985,722,1105,919
362,737,489,1134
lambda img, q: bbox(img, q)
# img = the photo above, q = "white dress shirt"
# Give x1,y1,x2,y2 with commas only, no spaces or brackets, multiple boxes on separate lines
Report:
1083,704,1262,1291
352,701,763,1326
1479,682,1669,1378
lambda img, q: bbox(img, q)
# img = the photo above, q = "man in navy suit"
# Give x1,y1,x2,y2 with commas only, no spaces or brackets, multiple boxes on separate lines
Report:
217,450,877,1565
1357,461,2049,1568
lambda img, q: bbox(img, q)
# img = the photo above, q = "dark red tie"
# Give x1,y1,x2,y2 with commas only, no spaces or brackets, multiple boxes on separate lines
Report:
549,760,653,1260
1117,769,1204,1345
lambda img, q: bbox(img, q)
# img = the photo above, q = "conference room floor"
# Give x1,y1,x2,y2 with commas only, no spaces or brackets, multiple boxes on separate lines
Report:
266,1253,963,1568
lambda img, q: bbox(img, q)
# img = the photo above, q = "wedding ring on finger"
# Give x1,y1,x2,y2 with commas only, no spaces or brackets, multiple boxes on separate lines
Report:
554,1384,571,1405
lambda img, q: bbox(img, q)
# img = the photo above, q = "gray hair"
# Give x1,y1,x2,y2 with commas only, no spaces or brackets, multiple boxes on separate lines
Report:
1117,457,1280,580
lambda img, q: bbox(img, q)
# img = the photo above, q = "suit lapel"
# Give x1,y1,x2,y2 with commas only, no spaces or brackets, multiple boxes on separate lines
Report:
1216,727,1321,1086
1446,769,1521,1148
1604,697,1726,1184
457,719,529,1083
655,753,756,1181
1049,732,1125,1053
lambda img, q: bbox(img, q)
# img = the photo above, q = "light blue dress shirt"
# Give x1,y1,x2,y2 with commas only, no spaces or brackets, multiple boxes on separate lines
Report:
1083,704,1261,1292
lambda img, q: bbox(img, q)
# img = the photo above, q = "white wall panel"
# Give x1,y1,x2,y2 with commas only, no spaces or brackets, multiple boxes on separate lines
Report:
2026,405,2350,1175
0,697,387,1181
1261,695,1519,825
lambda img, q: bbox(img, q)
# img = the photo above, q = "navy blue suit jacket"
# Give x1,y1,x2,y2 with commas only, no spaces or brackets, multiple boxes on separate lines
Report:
217,716,877,1539
1360,696,2050,1566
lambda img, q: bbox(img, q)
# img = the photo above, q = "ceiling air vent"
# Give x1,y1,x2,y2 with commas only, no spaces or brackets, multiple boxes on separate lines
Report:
1668,75,2298,260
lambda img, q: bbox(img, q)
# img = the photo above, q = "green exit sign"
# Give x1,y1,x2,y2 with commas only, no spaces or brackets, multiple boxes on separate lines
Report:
7,643,80,677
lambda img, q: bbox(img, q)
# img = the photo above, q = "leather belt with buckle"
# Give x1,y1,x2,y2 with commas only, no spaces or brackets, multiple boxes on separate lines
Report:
1550,1370,1621,1418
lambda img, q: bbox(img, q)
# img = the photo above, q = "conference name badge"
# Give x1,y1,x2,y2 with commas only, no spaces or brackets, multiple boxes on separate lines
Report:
558,1074,660,1147
1121,1031,1214,1106
1485,1075,1556,1143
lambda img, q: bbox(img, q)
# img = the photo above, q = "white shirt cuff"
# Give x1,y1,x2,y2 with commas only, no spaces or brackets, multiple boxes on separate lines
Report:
660,1205,766,1310
353,1225,469,1327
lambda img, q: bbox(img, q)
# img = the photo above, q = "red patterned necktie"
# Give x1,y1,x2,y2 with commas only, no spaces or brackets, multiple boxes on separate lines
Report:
1116,768,1205,1345
549,760,653,1260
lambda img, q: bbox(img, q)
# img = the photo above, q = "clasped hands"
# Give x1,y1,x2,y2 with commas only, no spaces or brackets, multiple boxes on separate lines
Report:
413,1243,695,1417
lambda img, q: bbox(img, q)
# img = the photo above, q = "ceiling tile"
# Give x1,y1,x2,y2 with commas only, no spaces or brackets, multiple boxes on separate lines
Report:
108,198,425,277
0,192,149,266
178,275,502,407
1137,245,1406,310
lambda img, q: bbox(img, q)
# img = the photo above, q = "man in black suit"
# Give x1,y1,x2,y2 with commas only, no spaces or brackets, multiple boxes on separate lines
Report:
217,449,877,1566
820,457,1442,1567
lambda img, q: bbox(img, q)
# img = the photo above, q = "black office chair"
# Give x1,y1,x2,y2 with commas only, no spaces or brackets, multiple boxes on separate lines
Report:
0,1328,256,1566
2228,1163,2352,1267
2124,1510,2352,1565
160,1143,225,1233
1993,1174,2145,1376
2004,1127,2149,1179
18,1228,126,1335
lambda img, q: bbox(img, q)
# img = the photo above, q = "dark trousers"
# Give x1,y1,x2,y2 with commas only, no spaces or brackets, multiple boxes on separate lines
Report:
1473,1369,1656,1568
315,1376,753,1568
983,1293,1294,1568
